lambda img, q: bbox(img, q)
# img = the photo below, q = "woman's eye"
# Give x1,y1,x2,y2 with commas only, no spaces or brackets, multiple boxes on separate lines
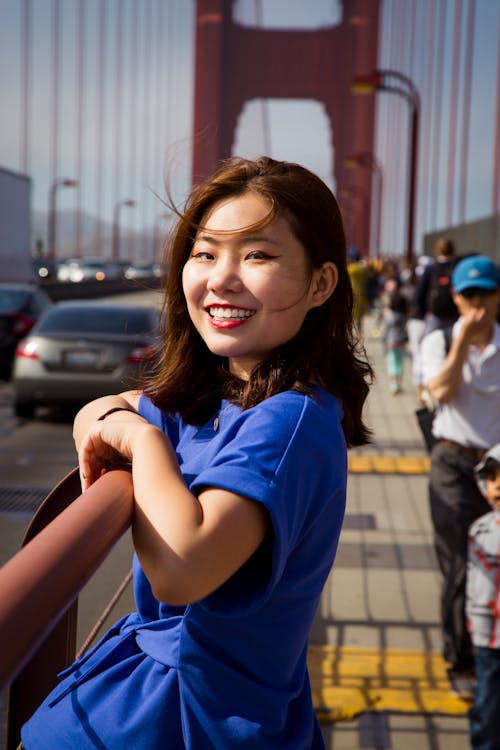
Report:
246,250,272,260
191,250,213,260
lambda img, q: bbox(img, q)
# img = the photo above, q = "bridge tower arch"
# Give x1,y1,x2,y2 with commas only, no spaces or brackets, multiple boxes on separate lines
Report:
192,0,381,254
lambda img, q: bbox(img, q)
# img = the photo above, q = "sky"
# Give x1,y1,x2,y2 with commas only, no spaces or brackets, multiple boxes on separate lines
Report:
0,0,499,261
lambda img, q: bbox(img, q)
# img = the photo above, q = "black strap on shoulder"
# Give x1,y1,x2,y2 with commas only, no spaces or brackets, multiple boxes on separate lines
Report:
442,326,452,354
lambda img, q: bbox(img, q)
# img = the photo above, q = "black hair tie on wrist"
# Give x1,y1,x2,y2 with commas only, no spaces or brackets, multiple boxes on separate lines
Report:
97,406,137,421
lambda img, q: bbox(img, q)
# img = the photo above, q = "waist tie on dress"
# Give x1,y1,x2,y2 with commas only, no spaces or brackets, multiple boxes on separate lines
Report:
48,615,183,707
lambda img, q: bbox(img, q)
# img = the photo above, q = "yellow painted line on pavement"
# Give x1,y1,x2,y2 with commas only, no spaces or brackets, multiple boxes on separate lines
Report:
348,455,430,474
308,645,470,722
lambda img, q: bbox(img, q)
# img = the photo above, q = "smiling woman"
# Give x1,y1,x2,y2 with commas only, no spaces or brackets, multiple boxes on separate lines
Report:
182,191,337,380
21,157,373,750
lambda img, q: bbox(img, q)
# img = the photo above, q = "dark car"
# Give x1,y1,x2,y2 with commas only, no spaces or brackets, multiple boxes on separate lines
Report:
124,261,164,280
0,283,53,377
12,301,160,418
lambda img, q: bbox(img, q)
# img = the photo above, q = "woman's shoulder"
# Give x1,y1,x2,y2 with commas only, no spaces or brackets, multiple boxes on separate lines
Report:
257,387,340,415
240,388,344,444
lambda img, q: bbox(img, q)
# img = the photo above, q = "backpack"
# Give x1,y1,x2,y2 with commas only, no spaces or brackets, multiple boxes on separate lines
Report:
425,259,458,319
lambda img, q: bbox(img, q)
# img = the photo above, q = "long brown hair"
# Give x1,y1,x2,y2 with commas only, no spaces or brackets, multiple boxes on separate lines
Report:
146,156,373,447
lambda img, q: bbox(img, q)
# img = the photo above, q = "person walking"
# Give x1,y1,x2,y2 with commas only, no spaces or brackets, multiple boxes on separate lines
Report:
414,236,459,337
467,445,500,749
347,247,370,332
381,288,408,394
19,156,373,749
420,254,500,698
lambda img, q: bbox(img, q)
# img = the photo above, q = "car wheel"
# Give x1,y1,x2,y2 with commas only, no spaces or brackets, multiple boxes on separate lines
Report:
14,401,36,419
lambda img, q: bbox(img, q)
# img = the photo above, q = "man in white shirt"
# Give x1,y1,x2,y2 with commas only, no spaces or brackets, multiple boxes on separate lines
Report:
420,254,500,698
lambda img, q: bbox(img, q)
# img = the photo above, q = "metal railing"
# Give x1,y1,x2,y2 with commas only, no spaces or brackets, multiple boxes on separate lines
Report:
0,467,134,749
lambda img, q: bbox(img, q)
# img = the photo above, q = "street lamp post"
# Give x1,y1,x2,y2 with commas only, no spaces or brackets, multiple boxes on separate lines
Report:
111,199,136,261
344,152,383,260
352,69,420,268
46,178,79,260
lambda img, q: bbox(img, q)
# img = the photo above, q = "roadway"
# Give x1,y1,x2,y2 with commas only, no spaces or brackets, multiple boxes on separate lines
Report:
0,305,472,749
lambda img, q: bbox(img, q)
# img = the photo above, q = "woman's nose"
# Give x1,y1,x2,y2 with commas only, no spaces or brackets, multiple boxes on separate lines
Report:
207,258,243,293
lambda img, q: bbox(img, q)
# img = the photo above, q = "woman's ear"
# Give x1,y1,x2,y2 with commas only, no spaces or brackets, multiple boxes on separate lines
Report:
310,262,338,308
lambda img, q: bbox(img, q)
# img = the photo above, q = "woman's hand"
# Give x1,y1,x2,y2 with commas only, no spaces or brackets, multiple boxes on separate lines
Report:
73,391,141,452
78,410,148,491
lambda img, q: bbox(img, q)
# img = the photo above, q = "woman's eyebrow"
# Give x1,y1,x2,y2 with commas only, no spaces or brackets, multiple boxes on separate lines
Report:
242,233,280,246
195,231,279,246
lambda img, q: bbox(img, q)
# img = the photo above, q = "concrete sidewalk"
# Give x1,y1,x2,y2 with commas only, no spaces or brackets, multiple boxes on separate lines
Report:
315,320,471,749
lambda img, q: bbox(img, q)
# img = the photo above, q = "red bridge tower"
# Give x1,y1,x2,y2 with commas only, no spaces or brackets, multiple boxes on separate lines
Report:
192,0,380,253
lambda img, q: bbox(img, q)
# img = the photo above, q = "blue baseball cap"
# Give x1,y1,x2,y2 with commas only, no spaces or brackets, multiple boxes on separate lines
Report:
452,255,500,294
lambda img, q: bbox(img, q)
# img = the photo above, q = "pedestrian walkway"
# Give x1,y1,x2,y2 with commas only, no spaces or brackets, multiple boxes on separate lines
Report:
313,318,471,748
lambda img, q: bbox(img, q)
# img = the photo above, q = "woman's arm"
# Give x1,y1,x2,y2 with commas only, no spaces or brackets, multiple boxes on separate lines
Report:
73,390,141,449
78,412,269,606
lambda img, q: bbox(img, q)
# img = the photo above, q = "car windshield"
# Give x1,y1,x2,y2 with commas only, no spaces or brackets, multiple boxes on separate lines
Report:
0,290,29,312
37,307,157,335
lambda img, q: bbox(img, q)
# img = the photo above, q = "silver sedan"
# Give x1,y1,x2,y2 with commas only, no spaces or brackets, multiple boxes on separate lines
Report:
12,301,160,419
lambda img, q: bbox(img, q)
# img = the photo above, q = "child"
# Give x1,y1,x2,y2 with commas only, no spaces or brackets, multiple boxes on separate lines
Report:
467,444,500,748
381,288,408,394
20,156,373,749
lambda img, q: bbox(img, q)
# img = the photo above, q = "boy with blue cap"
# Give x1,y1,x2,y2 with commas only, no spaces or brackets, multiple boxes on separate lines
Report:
420,254,500,698
467,444,500,748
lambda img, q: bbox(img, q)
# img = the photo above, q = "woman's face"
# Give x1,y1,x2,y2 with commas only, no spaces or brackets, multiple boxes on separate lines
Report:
182,191,336,379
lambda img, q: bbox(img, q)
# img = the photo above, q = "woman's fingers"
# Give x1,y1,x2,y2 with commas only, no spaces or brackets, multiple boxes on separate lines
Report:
78,418,140,491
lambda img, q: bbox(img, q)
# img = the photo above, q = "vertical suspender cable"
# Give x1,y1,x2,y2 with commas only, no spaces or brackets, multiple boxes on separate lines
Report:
429,0,446,229
141,0,153,260
95,0,107,257
418,0,436,241
20,0,31,174
51,0,61,187
128,0,139,261
161,0,174,196
445,0,463,226
407,0,416,75
457,0,475,223
154,0,167,229
254,0,271,156
113,0,124,260
377,0,394,258
75,0,85,257
389,0,406,256
491,8,500,214
168,2,178,155
50,0,62,257
407,0,418,257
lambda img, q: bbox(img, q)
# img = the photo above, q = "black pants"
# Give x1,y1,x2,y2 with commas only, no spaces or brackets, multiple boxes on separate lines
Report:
469,647,500,749
429,442,490,671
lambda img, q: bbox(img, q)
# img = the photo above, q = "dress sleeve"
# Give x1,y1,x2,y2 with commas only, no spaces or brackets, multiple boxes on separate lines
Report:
191,391,347,609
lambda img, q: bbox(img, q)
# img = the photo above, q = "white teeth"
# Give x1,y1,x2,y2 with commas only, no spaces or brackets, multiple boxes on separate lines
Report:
209,307,254,319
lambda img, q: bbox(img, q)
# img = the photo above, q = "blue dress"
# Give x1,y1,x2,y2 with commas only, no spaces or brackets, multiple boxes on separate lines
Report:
22,388,347,749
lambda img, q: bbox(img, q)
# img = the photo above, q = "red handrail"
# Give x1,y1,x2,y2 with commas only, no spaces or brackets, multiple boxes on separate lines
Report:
0,468,134,747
